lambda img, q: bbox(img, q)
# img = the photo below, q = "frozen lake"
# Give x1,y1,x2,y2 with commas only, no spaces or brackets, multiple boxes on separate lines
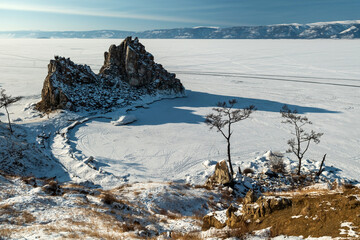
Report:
0,39,359,182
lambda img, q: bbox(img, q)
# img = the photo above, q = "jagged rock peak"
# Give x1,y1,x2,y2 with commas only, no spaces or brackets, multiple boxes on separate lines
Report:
99,36,178,88
36,37,185,112
36,57,98,112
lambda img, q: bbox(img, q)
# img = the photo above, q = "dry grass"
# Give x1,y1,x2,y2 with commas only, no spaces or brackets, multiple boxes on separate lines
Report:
253,187,360,238
36,208,126,238
264,187,332,197
98,191,129,207
202,186,360,239
100,192,118,205
170,231,203,240
43,225,122,240
16,211,36,225
194,185,212,191
0,228,14,239
209,227,249,239
133,190,141,196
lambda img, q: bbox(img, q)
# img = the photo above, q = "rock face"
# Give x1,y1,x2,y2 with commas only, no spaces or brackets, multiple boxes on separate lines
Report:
242,196,292,220
202,213,226,230
202,194,292,230
243,189,258,205
36,37,185,112
205,160,232,187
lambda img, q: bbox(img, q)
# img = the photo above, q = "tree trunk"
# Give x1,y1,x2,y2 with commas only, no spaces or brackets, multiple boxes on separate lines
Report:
316,154,327,176
4,106,13,133
297,158,301,175
227,138,234,177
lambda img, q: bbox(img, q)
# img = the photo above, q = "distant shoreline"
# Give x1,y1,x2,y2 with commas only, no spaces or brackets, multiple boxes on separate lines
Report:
0,20,359,39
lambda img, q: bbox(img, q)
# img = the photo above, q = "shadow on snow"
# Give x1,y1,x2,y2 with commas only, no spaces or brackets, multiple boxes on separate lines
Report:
128,89,339,126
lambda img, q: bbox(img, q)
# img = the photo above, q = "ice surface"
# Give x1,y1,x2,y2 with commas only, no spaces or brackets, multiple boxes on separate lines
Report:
0,39,359,184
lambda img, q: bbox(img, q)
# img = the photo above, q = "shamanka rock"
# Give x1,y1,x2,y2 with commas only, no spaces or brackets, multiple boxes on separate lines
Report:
36,36,185,112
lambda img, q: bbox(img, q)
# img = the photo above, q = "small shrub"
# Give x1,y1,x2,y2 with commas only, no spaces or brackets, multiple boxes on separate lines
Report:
100,193,117,205
269,152,286,174
243,168,254,175
42,181,62,196
21,211,36,224
342,183,355,190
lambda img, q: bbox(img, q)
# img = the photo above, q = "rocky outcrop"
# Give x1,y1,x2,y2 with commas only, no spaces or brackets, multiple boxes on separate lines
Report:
205,160,232,187
242,196,292,220
36,37,185,112
202,213,227,230
36,57,98,111
202,194,292,230
243,189,259,205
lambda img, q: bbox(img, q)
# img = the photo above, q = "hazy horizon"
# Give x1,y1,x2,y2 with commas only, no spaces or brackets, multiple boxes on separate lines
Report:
0,0,359,31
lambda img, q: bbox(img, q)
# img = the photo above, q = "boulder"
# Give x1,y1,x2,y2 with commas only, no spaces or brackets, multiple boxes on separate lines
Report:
111,115,137,126
226,204,244,228
205,160,232,187
202,213,226,230
243,189,258,205
36,37,185,112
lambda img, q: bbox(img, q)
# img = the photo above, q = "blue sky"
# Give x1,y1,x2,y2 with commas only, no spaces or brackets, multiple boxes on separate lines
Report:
0,0,359,31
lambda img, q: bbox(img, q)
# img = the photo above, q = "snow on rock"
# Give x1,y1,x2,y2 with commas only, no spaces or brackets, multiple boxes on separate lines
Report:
111,114,137,126
36,36,185,112
340,222,359,238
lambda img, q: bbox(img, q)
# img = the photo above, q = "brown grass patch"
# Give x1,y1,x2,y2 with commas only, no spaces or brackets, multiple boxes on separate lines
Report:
245,187,360,238
44,225,121,240
16,211,36,225
194,185,212,191
0,228,14,238
170,231,202,240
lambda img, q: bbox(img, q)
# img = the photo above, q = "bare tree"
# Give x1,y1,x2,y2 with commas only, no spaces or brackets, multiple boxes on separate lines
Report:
205,99,255,177
0,89,22,133
280,105,323,175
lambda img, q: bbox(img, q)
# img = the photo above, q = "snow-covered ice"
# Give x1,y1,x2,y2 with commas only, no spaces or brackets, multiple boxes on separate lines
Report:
0,39,359,186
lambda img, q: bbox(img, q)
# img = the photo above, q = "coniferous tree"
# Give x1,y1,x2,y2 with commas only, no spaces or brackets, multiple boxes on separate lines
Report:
205,99,255,177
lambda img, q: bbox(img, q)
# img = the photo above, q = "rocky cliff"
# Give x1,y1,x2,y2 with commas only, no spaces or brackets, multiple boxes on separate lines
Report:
36,37,185,112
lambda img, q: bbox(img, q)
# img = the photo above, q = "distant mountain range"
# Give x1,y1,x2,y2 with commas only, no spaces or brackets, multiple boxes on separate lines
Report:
1,20,359,39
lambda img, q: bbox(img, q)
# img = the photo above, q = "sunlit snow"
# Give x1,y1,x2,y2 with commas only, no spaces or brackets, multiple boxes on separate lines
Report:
0,39,359,184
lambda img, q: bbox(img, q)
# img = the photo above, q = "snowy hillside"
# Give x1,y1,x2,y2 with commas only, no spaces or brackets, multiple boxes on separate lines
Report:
1,20,360,39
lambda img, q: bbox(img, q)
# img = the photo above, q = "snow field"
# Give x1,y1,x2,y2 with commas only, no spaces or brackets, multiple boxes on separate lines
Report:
0,39,359,185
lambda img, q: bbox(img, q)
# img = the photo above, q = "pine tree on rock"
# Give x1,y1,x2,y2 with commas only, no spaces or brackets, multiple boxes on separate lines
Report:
0,89,22,133
280,105,323,175
205,99,255,178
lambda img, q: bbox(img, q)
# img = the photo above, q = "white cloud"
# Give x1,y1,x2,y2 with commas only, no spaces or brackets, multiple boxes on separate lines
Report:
0,2,230,25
